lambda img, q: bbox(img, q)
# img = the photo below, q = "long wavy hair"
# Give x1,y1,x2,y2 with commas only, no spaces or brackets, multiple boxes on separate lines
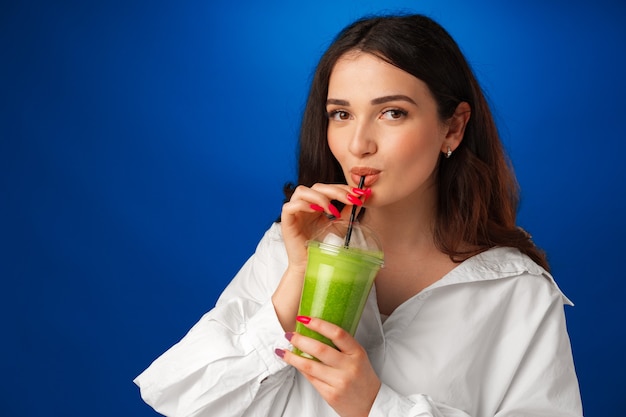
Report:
282,14,549,271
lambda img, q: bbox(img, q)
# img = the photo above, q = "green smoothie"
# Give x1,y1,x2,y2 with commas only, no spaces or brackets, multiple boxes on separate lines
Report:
293,240,384,359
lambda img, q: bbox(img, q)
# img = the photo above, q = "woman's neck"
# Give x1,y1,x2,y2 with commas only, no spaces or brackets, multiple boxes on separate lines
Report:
361,198,438,251
360,191,458,316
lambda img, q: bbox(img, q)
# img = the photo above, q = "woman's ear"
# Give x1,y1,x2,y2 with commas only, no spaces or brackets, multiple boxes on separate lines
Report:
441,101,471,153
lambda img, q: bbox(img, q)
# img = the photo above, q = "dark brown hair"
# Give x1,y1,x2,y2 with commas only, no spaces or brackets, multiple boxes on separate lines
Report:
283,14,549,271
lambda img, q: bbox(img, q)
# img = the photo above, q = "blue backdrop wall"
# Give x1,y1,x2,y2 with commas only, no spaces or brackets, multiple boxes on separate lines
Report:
2,1,625,416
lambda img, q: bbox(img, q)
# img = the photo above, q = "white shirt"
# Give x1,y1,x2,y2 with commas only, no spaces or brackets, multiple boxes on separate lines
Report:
134,223,582,417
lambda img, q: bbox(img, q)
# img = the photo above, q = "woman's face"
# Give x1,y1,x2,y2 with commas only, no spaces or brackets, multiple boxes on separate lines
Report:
326,51,450,210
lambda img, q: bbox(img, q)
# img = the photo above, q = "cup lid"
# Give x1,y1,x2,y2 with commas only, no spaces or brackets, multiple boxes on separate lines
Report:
310,219,383,254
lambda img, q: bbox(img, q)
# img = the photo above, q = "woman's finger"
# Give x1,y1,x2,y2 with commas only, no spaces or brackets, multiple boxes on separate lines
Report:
278,346,335,383
292,317,363,365
283,184,347,220
287,332,343,366
309,182,354,200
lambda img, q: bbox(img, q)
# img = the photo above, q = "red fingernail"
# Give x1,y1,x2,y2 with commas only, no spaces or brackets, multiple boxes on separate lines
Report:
346,193,363,206
274,348,285,358
296,315,311,324
363,188,372,201
285,332,294,341
328,204,341,219
310,204,325,212
351,187,367,196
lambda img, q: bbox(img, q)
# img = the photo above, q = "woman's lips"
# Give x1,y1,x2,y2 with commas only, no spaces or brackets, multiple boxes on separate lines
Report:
350,168,381,187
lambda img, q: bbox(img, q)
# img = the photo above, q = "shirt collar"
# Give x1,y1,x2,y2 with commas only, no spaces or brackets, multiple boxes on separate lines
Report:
425,246,574,306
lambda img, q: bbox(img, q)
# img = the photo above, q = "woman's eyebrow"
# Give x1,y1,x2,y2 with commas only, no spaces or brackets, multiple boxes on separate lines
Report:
326,98,350,106
326,95,417,107
370,94,416,105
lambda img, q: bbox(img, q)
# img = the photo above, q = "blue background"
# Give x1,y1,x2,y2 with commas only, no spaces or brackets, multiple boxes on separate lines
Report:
2,1,625,416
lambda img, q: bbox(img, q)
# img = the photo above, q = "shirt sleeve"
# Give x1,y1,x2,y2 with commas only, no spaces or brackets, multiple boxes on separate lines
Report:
134,224,295,417
369,385,470,417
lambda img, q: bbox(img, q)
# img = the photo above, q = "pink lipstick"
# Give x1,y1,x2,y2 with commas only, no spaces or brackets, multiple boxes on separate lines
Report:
350,167,381,187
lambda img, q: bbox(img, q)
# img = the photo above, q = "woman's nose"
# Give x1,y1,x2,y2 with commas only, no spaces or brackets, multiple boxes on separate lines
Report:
348,122,377,157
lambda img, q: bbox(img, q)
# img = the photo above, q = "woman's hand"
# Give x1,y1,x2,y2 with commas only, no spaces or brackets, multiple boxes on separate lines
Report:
277,317,381,417
280,183,359,270
272,183,363,331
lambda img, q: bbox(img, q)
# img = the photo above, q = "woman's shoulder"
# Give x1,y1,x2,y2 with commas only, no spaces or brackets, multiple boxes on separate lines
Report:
252,222,287,262
257,222,285,249
468,246,547,277
264,221,284,241
434,247,573,306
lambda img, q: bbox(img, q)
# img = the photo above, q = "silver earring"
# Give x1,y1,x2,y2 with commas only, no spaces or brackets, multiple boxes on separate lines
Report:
445,146,452,158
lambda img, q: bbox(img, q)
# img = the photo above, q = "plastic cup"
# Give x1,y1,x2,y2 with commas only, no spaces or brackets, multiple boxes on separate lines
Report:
293,220,384,360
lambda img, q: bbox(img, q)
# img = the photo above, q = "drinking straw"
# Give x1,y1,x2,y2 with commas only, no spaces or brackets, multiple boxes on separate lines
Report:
344,176,366,248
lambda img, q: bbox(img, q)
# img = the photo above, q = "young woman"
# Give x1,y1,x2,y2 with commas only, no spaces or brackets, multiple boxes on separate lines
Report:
135,14,582,417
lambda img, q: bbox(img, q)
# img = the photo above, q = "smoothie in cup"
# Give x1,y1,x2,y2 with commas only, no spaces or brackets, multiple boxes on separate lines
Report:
293,220,384,360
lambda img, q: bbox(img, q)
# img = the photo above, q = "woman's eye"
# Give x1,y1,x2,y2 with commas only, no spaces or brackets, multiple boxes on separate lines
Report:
381,109,407,120
328,110,350,121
